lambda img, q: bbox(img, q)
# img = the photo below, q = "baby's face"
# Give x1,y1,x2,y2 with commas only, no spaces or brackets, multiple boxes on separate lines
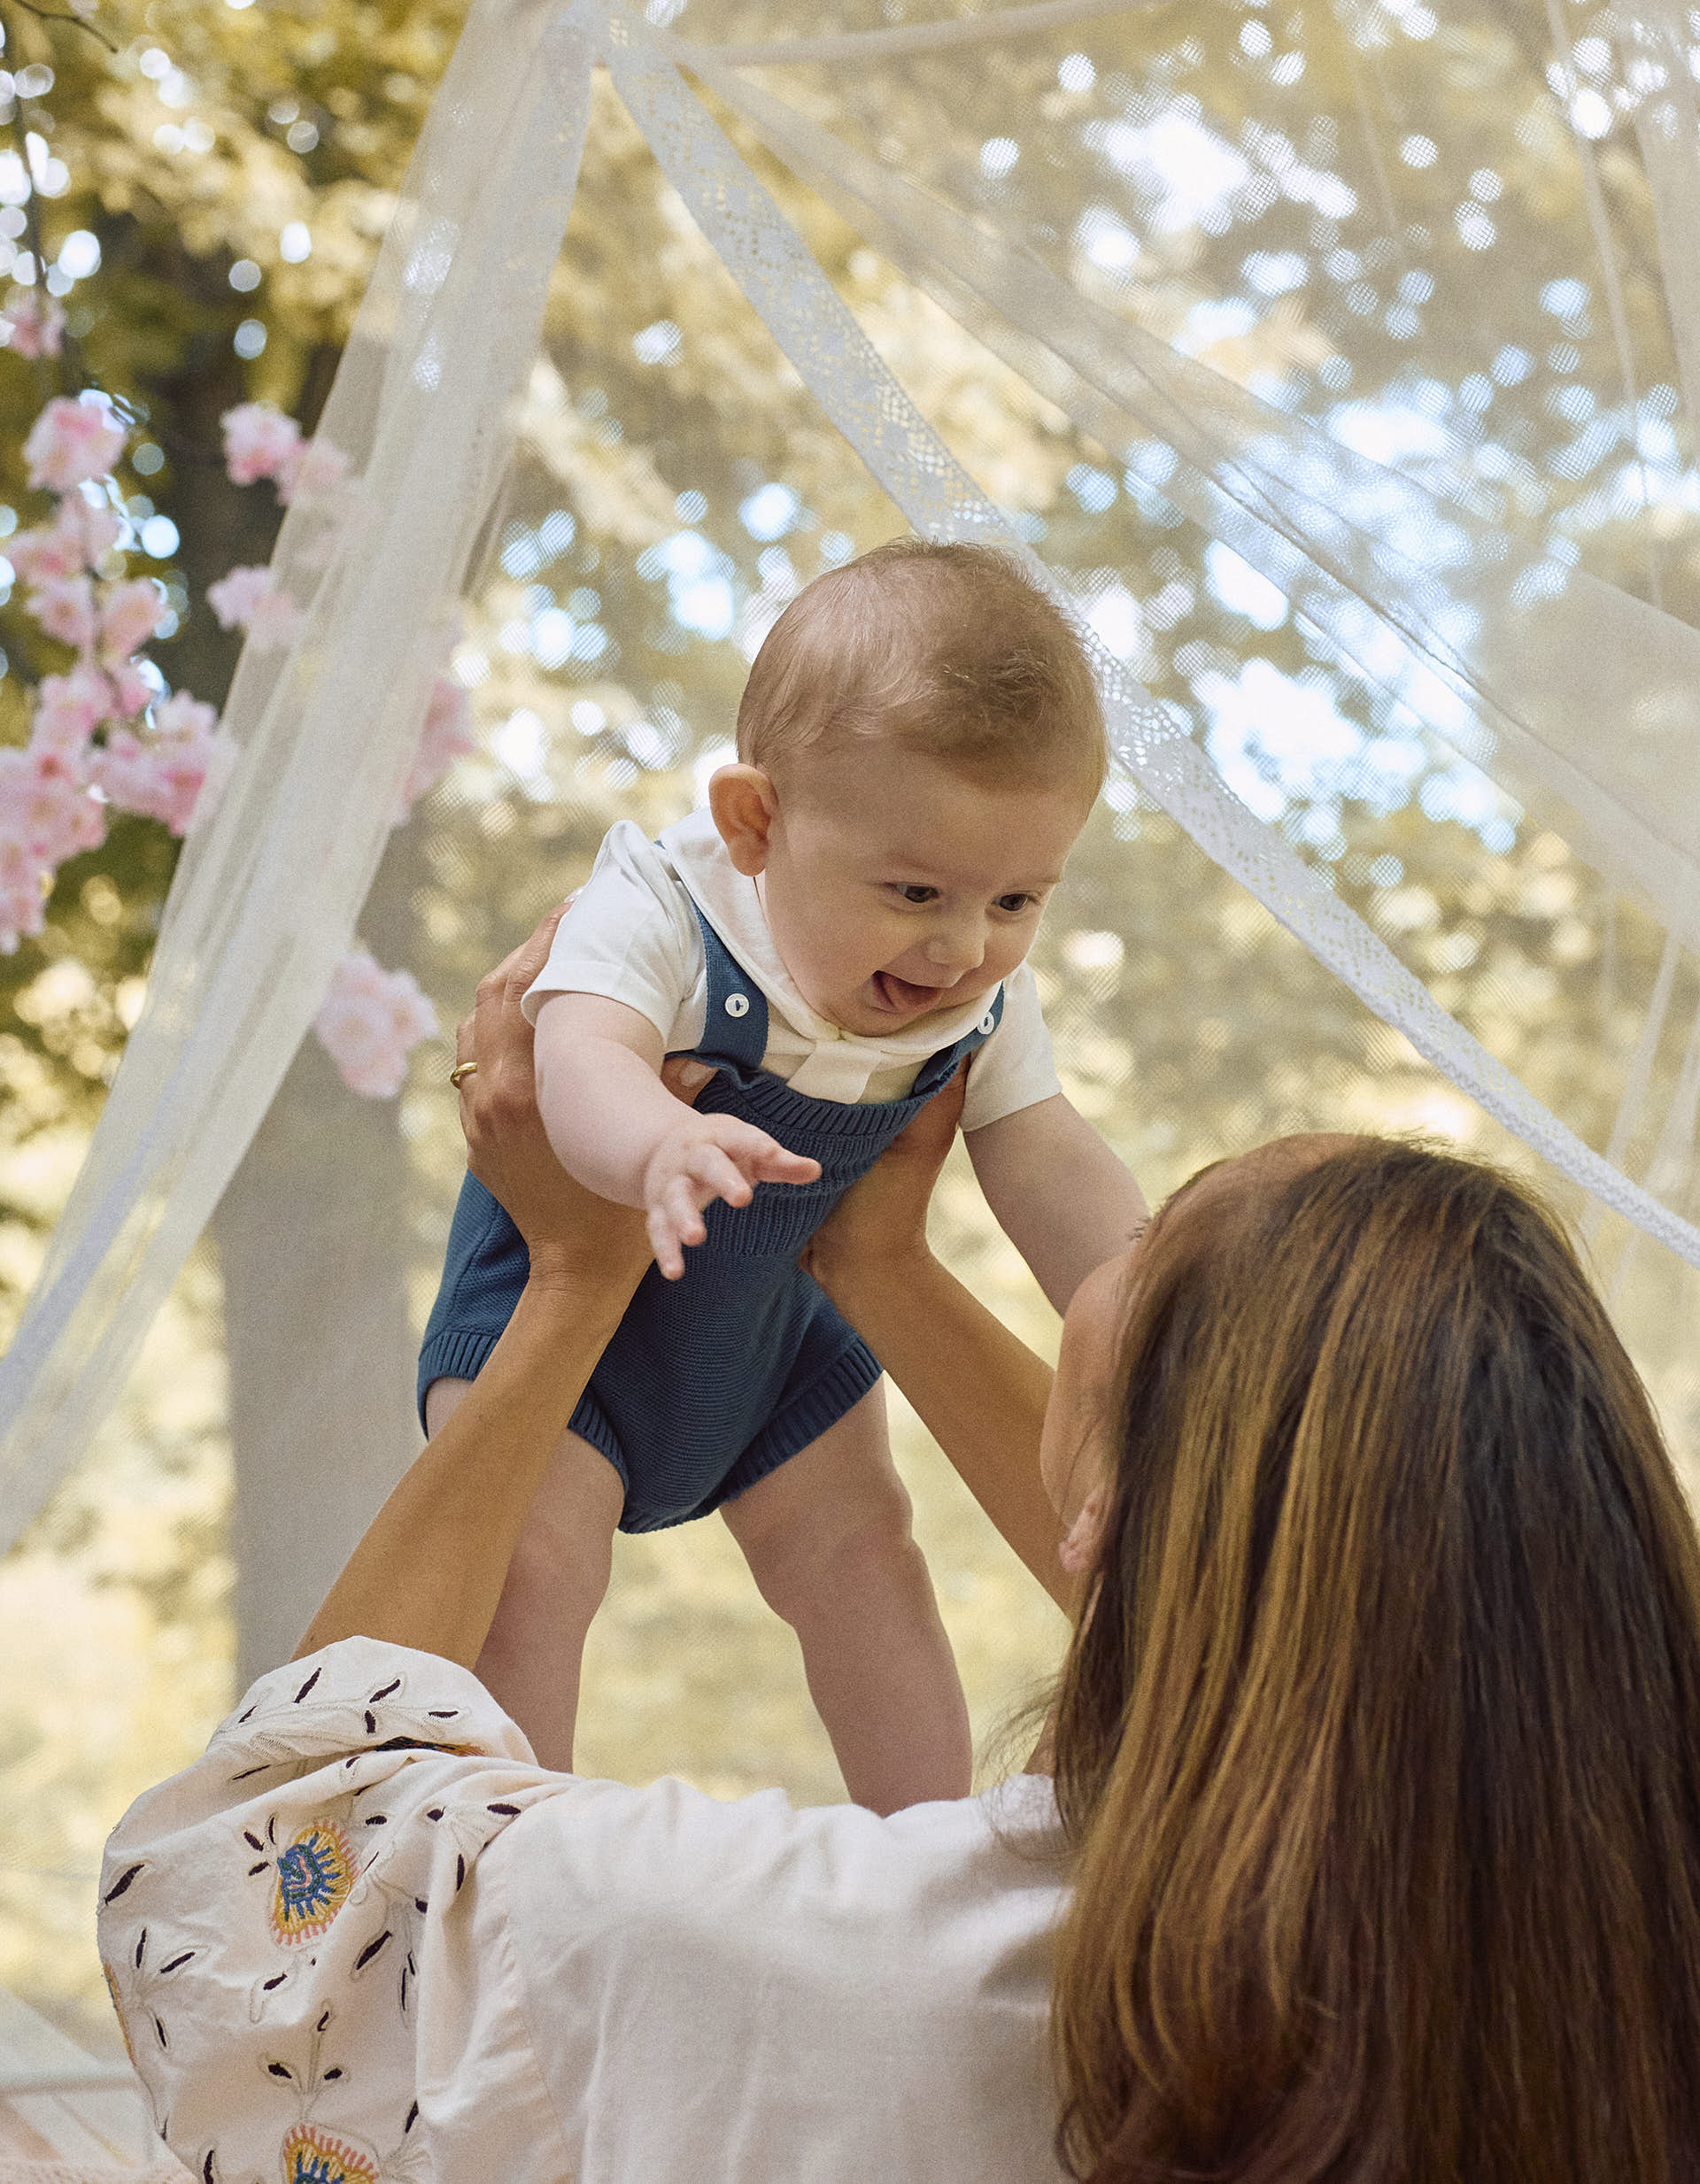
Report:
724,740,1093,1038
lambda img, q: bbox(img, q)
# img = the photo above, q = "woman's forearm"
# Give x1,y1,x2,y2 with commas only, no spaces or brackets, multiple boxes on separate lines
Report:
295,1265,638,1667
823,1247,1070,1609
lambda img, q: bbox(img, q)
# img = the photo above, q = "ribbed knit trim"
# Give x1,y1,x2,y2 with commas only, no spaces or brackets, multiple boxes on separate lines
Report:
416,1324,503,1432
711,1338,885,1515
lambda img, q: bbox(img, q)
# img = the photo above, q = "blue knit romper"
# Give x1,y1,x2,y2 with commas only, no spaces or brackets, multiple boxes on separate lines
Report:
418,904,1004,1533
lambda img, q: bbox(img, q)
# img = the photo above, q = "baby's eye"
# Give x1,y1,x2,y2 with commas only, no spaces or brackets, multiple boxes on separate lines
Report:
891,884,939,905
994,891,1039,915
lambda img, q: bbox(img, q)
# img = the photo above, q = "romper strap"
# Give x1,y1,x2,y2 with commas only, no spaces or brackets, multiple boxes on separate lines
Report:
912,983,1005,1097
676,896,770,1073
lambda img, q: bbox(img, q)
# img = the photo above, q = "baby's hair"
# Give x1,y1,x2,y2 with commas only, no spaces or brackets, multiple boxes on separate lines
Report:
736,537,1106,795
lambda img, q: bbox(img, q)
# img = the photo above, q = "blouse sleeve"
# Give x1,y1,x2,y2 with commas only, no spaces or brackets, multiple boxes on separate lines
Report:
97,1638,581,2184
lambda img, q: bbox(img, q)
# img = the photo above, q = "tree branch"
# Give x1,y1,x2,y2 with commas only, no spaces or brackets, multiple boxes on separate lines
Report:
12,0,117,57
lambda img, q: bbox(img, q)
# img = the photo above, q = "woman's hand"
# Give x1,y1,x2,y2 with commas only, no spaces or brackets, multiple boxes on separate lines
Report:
453,905,707,1293
801,1063,965,1304
297,906,720,1669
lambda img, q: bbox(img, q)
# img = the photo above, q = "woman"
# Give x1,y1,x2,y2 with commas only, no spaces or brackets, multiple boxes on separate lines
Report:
99,914,1700,2184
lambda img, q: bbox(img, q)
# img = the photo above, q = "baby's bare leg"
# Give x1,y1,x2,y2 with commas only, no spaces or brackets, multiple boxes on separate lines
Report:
721,1380,970,1814
424,1378,625,1771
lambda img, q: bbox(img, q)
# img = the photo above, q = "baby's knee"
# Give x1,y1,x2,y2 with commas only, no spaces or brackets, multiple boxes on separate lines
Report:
746,1465,921,1621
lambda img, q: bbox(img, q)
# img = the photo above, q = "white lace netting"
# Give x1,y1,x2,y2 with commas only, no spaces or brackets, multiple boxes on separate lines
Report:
1,0,1697,1539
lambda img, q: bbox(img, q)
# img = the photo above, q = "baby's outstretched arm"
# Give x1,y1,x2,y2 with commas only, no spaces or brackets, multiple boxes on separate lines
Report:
532,992,820,1278
967,1092,1148,1313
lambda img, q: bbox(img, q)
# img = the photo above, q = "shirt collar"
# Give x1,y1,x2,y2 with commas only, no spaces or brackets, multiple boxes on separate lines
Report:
660,807,999,1062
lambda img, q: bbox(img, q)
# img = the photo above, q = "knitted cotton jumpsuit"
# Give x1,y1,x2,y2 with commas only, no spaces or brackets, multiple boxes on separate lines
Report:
418,903,1003,1533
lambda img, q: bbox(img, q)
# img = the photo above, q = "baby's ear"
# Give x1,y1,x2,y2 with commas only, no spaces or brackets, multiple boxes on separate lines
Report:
708,764,778,876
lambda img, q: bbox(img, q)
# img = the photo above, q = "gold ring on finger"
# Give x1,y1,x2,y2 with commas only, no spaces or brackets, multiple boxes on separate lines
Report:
449,1061,478,1088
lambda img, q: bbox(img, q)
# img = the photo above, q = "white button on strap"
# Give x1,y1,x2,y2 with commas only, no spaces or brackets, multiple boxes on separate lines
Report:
978,1011,997,1035
724,992,751,1018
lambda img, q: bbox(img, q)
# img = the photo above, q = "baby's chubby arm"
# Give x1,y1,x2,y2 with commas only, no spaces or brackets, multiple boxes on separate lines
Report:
532,992,820,1279
966,1092,1149,1314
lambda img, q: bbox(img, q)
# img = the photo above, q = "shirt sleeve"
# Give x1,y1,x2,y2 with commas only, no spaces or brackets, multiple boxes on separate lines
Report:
97,1639,581,2184
520,821,706,1047
960,962,1061,1133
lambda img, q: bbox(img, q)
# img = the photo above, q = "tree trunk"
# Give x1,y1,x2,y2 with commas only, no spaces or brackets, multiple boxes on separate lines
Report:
212,954,419,1689
151,321,421,1686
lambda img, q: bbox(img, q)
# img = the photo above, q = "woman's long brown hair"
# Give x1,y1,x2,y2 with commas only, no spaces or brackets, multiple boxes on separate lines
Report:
1050,1138,1700,2184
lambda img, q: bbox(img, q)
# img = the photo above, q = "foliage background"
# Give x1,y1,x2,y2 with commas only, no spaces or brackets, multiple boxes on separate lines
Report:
0,0,1696,2054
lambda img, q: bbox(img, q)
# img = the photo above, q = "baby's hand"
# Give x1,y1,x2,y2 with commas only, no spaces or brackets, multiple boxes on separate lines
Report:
643,1115,821,1279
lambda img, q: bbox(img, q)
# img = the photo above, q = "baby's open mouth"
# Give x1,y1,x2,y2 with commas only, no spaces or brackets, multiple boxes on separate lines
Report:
873,969,947,1012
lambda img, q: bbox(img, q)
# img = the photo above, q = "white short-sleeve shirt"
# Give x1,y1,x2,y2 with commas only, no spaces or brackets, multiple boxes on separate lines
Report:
521,810,1060,1131
98,1640,1071,2184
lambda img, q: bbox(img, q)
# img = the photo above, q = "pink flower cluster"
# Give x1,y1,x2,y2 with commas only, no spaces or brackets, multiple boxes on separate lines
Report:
0,399,228,953
0,378,469,1096
24,396,127,493
397,675,476,821
206,562,305,650
220,402,349,506
90,693,224,836
2,289,66,360
0,741,104,950
313,948,438,1099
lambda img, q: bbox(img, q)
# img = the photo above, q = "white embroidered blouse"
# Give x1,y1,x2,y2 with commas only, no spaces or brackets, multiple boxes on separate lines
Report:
98,1638,1071,2184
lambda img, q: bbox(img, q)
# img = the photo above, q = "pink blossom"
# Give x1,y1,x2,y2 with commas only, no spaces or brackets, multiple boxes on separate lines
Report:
98,576,168,661
2,288,65,360
7,525,82,588
152,690,219,743
89,715,221,836
10,496,123,584
92,694,227,834
206,563,304,648
245,587,305,648
23,397,126,493
0,745,104,862
313,948,438,1099
30,666,112,757
0,834,50,953
27,573,97,653
221,401,301,487
397,675,475,820
277,434,350,506
205,565,271,629
106,659,158,718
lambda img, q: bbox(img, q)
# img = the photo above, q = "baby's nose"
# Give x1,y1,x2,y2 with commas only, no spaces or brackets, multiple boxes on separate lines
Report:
921,921,986,976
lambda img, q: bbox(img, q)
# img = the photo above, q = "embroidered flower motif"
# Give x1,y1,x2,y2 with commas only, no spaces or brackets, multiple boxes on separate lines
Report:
271,1823,358,1946
280,2125,379,2184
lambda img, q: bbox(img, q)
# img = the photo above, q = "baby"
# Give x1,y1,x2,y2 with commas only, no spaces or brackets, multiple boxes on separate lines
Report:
420,538,1148,1810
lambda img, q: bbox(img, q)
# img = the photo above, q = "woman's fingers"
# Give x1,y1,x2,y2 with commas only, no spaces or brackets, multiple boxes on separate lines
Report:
469,903,569,1069
505,901,569,999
